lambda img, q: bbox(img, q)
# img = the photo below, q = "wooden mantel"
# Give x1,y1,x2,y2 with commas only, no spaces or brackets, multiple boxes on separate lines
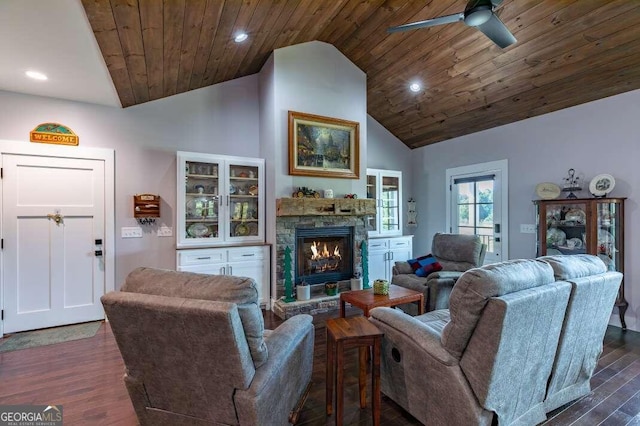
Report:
276,198,376,217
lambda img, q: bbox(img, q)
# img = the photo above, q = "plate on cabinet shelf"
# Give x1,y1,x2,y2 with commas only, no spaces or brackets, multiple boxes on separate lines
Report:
247,222,258,235
187,223,211,238
536,182,561,200
598,229,614,244
546,227,566,247
234,222,250,237
565,209,586,224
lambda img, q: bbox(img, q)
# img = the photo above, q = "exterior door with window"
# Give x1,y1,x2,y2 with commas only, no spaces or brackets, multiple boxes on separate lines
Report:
447,160,508,263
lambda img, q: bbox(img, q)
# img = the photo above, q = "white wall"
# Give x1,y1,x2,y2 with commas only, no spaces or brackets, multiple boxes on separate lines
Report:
413,88,640,330
271,41,368,198
260,41,369,301
0,75,261,287
367,115,415,234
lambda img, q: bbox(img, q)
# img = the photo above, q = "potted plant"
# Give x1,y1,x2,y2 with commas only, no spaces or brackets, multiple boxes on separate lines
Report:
296,281,310,301
325,282,339,296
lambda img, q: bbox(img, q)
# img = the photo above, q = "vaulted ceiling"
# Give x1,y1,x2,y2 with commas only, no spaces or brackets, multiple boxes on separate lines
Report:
81,0,640,148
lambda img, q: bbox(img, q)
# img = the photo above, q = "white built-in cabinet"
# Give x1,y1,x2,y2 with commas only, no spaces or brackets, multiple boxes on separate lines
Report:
367,168,403,237
367,236,413,285
176,246,269,307
176,152,270,308
177,151,265,248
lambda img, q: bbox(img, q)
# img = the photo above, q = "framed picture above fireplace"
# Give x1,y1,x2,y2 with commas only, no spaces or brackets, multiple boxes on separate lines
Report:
288,111,359,179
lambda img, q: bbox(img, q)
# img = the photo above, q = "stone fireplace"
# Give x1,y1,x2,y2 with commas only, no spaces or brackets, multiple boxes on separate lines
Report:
273,198,375,318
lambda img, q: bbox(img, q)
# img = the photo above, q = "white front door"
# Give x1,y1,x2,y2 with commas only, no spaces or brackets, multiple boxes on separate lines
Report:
2,154,106,333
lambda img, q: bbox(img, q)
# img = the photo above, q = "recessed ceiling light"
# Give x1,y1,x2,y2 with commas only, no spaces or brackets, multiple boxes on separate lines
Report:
409,83,422,93
234,33,248,43
26,70,48,81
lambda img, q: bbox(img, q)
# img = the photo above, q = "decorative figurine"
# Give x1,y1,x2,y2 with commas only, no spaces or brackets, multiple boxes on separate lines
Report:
562,168,582,199
283,246,296,302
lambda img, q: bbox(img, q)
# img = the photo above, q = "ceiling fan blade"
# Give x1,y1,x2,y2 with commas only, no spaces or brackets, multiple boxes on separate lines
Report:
476,13,516,48
387,13,464,33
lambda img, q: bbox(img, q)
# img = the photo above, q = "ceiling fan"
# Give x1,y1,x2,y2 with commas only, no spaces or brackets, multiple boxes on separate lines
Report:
387,0,516,48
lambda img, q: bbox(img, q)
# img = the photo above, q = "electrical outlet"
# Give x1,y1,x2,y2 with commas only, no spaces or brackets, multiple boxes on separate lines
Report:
157,226,173,237
520,224,536,234
121,227,143,238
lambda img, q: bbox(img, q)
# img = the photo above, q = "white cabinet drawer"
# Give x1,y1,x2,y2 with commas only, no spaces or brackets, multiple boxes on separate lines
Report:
389,238,411,249
227,246,265,261
177,249,225,266
178,264,226,275
368,239,389,251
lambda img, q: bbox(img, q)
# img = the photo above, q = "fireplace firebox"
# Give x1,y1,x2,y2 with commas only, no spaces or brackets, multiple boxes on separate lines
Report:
295,226,354,285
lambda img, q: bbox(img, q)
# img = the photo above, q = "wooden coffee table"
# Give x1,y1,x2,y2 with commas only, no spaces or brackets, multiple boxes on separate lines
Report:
339,285,424,317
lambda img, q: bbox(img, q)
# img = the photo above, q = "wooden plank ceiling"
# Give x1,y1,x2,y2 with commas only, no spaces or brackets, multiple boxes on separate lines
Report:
81,0,640,148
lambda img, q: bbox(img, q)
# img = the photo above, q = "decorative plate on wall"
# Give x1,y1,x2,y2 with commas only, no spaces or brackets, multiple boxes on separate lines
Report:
536,182,561,200
589,174,615,197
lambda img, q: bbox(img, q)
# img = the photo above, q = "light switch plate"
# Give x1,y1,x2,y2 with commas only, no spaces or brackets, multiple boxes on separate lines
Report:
122,227,143,238
157,226,173,237
520,224,536,234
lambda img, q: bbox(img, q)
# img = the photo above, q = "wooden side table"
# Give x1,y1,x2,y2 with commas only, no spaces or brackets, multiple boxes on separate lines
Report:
326,317,383,426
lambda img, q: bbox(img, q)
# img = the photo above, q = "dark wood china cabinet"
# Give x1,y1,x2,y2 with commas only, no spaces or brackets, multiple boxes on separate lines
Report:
534,198,627,329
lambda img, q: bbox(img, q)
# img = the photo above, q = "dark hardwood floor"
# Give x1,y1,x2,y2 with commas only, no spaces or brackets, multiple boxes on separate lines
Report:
1,310,639,425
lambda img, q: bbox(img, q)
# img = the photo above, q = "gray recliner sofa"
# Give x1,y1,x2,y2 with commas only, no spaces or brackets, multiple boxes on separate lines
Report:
101,267,314,426
370,255,622,425
540,255,622,413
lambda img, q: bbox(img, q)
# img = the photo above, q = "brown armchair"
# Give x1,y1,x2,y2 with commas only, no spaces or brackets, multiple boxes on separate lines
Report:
102,267,314,426
392,233,487,312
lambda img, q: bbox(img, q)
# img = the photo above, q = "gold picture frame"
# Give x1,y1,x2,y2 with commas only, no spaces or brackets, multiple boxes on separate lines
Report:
288,111,359,179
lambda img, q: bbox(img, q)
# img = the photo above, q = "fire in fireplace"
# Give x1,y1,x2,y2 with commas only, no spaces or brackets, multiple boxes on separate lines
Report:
309,241,342,273
295,226,354,285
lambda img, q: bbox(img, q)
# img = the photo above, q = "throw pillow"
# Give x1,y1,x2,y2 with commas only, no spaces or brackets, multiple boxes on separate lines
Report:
407,254,432,272
412,254,443,277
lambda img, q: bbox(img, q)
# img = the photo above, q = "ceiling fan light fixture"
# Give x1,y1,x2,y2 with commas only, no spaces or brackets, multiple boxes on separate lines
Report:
409,83,422,93
464,5,493,27
25,70,48,81
234,32,248,43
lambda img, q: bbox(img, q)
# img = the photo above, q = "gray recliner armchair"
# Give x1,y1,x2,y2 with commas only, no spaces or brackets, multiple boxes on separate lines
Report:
392,233,487,312
101,267,314,426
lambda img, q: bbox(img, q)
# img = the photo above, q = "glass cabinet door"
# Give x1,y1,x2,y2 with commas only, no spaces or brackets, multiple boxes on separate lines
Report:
541,201,588,255
366,174,378,233
597,200,621,272
367,169,402,237
184,160,222,243
381,175,400,233
227,162,260,240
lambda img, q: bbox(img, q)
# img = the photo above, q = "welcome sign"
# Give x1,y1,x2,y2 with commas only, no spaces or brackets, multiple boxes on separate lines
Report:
30,123,79,146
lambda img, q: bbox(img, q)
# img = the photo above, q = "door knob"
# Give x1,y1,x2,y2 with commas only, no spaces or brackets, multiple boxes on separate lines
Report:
47,213,63,225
